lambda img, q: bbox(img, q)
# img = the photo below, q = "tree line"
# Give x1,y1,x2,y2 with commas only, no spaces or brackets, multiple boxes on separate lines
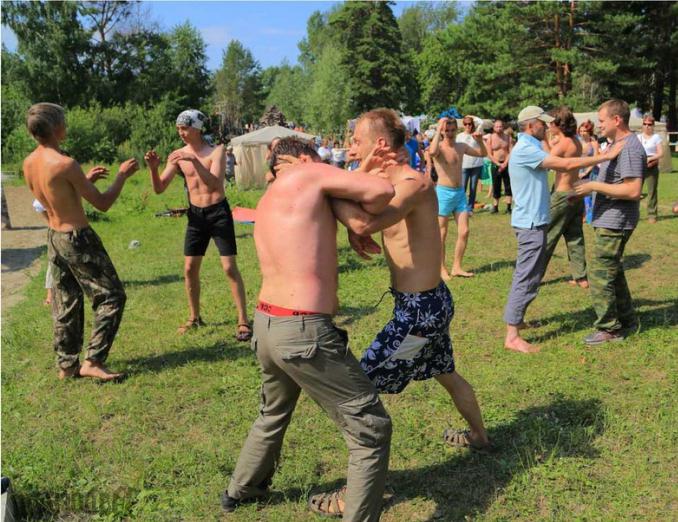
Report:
2,1,676,165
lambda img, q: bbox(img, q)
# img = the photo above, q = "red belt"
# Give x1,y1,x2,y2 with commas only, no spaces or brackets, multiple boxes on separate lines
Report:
256,301,319,317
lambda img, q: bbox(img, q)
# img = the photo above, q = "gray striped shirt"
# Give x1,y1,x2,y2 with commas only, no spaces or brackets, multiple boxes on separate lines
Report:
592,133,645,230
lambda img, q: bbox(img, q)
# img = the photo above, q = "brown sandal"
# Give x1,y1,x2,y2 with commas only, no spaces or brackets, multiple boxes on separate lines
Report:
308,486,346,517
177,316,206,334
443,428,492,453
236,323,252,342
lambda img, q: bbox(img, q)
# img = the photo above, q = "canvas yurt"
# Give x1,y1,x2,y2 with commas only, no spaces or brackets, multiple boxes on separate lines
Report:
229,126,317,189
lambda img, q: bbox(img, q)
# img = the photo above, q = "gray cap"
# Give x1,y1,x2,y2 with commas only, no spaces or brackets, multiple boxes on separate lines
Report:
517,106,554,124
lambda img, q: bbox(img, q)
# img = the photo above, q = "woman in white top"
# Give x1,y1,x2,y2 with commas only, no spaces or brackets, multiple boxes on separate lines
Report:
638,114,664,223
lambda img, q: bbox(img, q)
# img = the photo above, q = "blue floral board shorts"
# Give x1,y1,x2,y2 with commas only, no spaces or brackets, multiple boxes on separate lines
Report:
360,281,455,394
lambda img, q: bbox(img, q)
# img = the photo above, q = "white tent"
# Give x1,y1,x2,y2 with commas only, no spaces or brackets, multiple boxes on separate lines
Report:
573,112,672,173
229,126,317,189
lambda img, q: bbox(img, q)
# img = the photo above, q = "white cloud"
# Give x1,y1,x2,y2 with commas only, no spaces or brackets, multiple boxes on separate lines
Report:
200,26,231,48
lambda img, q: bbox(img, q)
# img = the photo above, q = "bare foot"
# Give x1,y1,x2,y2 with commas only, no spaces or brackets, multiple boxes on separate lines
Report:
451,269,475,278
58,365,80,380
504,336,540,353
441,269,452,281
78,360,126,382
577,279,589,289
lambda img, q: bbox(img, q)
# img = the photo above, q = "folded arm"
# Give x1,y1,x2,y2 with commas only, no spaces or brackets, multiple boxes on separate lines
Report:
331,178,426,236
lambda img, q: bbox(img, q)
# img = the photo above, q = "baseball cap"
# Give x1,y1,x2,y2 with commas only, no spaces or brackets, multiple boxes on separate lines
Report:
176,109,207,130
517,106,554,124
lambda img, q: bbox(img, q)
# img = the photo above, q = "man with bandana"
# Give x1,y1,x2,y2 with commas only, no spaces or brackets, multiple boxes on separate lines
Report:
144,110,251,339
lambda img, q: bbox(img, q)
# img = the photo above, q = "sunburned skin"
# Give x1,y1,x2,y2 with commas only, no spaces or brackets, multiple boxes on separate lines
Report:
548,128,583,192
255,156,395,314
24,148,92,232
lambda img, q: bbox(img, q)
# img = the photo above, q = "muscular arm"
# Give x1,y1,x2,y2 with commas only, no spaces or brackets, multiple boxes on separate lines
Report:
66,160,128,212
150,162,179,194
331,178,425,236
428,128,443,158
305,162,395,213
579,177,642,201
542,151,610,172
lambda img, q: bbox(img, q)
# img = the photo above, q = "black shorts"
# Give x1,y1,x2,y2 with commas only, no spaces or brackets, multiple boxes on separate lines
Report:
491,164,512,199
184,200,237,257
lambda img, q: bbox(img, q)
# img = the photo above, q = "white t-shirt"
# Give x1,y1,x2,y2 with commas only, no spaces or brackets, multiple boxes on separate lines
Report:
456,132,484,169
637,133,662,157
331,148,347,163
317,146,331,162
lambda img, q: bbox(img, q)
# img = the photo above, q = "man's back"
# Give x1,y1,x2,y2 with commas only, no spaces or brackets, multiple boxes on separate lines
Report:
381,167,442,293
23,147,88,232
255,169,339,313
552,135,583,191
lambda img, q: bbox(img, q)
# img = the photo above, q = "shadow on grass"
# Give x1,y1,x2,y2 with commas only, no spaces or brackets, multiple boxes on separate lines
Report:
124,274,183,288
5,396,604,520
269,395,604,521
335,304,381,326
123,341,252,374
382,396,604,521
527,297,677,344
0,245,46,272
622,253,651,270
471,259,515,274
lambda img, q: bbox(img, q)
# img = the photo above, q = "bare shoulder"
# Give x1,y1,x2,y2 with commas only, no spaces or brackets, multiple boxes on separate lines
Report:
393,166,431,194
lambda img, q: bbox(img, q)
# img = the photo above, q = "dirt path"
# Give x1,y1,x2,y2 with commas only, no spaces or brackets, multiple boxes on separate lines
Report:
1,184,48,316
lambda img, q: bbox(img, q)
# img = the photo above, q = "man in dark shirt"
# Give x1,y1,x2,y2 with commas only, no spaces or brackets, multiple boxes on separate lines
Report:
574,99,645,345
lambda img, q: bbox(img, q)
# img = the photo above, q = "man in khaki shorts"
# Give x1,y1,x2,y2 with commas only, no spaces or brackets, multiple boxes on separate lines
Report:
222,137,395,521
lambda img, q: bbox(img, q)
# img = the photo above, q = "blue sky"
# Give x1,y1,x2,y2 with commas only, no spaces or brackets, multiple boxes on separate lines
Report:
2,1,470,71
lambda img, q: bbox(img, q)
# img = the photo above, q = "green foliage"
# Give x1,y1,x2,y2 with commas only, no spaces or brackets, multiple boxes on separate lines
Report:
2,1,92,107
1,82,31,143
213,40,264,124
265,63,306,125
304,46,352,134
126,98,182,160
2,126,35,164
330,1,406,114
166,22,210,108
62,105,119,163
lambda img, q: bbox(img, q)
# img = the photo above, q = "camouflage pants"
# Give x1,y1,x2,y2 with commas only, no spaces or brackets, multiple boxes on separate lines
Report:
544,191,587,281
47,227,126,370
589,227,636,332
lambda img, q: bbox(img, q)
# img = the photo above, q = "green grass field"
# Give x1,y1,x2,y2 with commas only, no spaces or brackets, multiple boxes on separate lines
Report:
2,163,677,521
